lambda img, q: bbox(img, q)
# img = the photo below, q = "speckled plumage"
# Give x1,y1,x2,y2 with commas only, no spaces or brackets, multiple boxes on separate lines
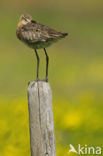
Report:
16,14,68,81
16,14,68,49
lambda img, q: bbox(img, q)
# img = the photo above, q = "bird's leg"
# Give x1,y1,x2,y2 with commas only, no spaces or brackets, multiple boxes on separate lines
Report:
44,48,49,82
34,49,40,81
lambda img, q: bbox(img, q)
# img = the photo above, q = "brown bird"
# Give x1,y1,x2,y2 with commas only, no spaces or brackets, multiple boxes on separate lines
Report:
16,14,68,82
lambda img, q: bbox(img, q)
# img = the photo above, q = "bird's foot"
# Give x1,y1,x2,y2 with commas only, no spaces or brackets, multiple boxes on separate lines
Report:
28,78,40,86
39,78,48,82
44,77,48,82
28,78,48,87
35,78,40,82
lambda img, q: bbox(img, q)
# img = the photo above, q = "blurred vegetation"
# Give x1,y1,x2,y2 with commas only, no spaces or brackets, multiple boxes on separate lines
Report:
0,0,103,156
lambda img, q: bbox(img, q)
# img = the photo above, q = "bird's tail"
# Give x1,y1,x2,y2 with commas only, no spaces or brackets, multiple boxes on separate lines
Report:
52,32,68,39
60,32,68,38
62,33,68,37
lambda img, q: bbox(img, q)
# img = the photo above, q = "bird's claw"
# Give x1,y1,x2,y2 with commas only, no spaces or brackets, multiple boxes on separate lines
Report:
28,78,48,87
39,78,48,82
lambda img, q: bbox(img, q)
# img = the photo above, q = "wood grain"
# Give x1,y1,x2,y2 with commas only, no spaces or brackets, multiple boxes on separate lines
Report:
28,81,56,156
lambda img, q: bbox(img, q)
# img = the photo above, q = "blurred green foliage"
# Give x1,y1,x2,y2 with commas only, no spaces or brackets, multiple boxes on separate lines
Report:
0,0,103,156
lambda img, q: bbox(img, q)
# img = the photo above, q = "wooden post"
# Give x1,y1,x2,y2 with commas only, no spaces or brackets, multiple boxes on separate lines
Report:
27,81,56,156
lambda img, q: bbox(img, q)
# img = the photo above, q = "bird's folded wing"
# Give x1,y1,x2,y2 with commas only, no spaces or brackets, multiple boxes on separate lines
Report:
21,23,64,43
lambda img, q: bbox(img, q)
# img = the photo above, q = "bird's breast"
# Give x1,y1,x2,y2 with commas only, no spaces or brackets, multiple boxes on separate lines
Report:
16,28,22,40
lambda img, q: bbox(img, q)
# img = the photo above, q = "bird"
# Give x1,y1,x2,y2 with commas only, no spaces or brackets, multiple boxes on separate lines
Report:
16,14,68,82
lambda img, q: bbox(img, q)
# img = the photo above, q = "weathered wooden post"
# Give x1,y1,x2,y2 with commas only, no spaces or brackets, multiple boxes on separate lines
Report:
27,81,56,156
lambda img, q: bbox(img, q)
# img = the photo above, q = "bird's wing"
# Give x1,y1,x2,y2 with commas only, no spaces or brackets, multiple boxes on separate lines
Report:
20,22,66,43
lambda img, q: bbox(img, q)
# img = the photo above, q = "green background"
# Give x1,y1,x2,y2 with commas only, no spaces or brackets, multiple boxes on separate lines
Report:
0,0,103,155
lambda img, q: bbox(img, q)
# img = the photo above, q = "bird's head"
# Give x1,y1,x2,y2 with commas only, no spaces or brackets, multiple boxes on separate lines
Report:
18,14,32,27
